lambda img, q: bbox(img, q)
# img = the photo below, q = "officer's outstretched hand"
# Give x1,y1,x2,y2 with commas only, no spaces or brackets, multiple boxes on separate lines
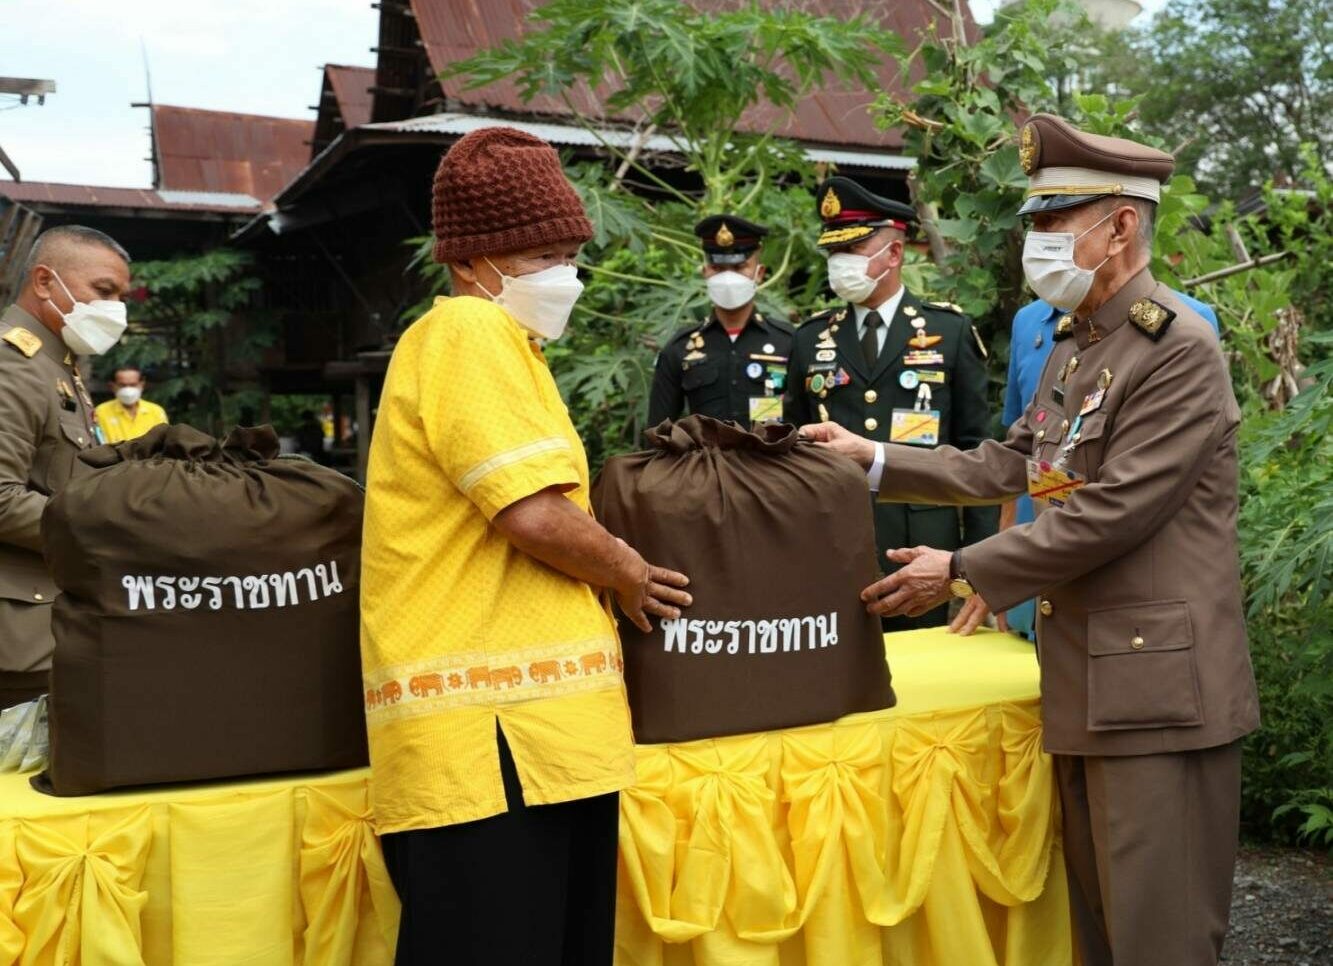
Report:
861,546,952,618
949,594,993,636
799,422,876,470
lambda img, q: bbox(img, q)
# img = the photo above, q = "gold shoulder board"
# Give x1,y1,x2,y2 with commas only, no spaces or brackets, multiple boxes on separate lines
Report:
1128,298,1176,340
2,327,42,358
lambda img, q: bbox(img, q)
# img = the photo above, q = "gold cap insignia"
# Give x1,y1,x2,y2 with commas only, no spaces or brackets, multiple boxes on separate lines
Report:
820,187,842,220
1128,297,1175,339
1019,124,1038,174
2,327,42,358
715,222,735,247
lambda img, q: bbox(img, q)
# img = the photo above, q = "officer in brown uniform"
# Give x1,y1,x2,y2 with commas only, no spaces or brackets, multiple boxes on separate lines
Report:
802,116,1260,966
0,226,131,708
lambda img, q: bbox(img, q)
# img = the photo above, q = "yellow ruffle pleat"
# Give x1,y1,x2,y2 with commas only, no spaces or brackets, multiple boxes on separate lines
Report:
617,700,1071,966
0,772,398,965
11,806,151,966
299,785,400,966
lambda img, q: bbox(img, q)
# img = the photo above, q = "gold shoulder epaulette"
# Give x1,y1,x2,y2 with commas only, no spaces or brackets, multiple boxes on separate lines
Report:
2,327,42,358
1128,297,1175,340
1053,314,1075,341
928,301,965,315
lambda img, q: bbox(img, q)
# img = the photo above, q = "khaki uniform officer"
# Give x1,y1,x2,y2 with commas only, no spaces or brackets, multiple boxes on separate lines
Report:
785,177,996,631
0,226,132,708
648,215,795,430
802,116,1260,966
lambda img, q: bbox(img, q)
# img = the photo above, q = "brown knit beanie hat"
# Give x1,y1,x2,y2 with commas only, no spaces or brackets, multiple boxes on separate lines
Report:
431,126,594,264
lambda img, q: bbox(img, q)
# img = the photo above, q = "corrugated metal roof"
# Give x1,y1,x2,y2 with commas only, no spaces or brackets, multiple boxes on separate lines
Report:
0,180,263,213
326,65,374,129
156,189,263,208
366,113,916,170
151,105,314,201
408,0,977,150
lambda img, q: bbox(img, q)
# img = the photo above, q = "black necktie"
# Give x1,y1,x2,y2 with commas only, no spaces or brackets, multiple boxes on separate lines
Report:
861,310,883,369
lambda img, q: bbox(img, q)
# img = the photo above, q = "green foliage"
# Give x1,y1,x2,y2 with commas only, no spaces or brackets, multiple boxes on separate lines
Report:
449,0,898,212
435,0,892,465
1084,0,1333,199
872,0,1083,329
98,249,276,434
1236,334,1333,844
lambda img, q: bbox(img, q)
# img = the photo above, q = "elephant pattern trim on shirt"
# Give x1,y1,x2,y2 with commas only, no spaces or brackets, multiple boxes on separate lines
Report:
362,637,624,722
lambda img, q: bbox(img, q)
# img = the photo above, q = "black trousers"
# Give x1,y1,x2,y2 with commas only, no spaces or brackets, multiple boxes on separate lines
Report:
381,728,620,966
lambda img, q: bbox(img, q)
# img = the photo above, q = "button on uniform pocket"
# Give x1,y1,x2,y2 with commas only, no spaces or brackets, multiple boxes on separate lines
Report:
1086,599,1204,731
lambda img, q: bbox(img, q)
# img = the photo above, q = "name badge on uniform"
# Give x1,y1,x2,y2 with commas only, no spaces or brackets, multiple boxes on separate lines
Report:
915,369,946,385
749,396,783,426
890,408,940,447
902,350,945,367
1026,458,1086,508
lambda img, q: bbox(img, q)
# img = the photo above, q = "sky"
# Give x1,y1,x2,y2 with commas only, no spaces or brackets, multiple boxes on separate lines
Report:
1,0,1174,191
1,0,377,188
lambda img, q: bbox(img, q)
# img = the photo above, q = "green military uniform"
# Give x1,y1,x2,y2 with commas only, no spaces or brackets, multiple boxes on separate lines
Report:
784,177,996,629
0,304,97,707
648,215,796,429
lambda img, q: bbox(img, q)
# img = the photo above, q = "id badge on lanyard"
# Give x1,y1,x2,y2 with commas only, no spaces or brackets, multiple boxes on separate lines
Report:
890,384,941,447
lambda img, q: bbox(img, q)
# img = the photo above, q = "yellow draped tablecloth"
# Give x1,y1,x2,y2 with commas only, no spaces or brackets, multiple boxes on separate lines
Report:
0,629,1070,966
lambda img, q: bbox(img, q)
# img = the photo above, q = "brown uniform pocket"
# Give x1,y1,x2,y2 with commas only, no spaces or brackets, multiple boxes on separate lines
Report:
1086,599,1204,731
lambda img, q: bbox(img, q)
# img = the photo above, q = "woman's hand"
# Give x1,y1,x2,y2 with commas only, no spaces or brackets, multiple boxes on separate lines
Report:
614,540,692,633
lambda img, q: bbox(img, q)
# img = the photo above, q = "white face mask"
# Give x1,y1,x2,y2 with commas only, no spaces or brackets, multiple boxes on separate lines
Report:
478,258,583,341
1021,210,1115,311
115,386,142,406
47,271,128,356
826,239,893,305
705,270,757,311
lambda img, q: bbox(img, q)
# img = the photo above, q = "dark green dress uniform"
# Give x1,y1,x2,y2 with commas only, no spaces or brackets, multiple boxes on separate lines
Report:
648,214,795,429
0,304,98,707
648,310,795,429
784,177,996,630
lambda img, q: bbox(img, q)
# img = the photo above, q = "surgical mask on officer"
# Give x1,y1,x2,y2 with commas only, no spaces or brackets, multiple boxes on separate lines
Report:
46,270,128,356
1021,209,1116,311
478,258,584,341
705,271,757,311
826,238,894,305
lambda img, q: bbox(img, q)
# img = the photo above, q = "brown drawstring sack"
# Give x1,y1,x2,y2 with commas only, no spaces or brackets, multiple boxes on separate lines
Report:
592,416,895,743
36,424,368,795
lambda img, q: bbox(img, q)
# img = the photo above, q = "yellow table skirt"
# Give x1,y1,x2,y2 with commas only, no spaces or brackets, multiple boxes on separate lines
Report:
0,629,1069,966
616,629,1070,966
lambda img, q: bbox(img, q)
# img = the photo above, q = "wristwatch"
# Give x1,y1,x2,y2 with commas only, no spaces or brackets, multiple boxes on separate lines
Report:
949,550,974,599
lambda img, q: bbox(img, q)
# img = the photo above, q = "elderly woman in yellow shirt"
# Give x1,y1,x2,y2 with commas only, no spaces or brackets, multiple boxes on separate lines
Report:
360,127,692,966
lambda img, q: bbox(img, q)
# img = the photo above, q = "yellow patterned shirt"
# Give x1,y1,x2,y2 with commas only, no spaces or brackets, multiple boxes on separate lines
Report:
94,398,168,443
360,295,635,834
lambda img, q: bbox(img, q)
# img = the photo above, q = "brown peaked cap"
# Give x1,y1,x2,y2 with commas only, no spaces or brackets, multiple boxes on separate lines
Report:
1018,114,1175,215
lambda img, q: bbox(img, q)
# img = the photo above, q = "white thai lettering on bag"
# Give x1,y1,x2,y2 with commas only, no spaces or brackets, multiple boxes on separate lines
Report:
659,614,840,654
120,560,345,611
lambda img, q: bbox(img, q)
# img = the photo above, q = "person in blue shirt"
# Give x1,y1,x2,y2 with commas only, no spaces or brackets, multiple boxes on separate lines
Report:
997,293,1219,640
